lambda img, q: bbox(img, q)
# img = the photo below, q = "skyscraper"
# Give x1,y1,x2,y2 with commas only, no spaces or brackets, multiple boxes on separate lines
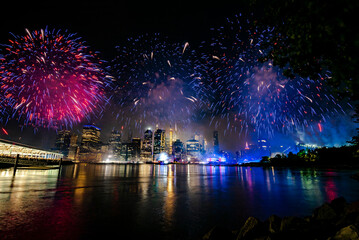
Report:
154,129,166,155
172,139,184,160
109,130,121,159
213,130,219,154
169,126,173,154
186,139,200,162
132,138,141,159
55,130,71,157
142,129,153,160
81,125,101,152
67,134,79,161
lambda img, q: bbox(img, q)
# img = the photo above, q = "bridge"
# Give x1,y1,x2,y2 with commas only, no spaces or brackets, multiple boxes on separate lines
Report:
0,138,63,166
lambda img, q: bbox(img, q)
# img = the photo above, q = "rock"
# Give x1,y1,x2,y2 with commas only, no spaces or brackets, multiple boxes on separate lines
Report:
236,217,265,240
331,197,348,216
332,225,359,240
346,201,359,215
279,216,308,233
202,225,234,240
312,202,337,221
336,200,359,228
336,212,359,228
268,215,281,234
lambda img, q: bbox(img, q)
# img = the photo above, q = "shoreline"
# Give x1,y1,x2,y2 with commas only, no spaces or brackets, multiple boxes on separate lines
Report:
2,161,359,170
239,161,359,169
203,196,359,240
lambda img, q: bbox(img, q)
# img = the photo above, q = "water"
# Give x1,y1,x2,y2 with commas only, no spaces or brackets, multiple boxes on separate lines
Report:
1,164,359,239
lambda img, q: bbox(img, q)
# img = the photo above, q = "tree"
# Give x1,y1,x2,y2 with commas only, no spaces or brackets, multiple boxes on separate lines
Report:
348,105,359,146
250,0,359,100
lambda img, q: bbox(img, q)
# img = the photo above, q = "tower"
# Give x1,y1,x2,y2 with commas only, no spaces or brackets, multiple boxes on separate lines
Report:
169,126,173,154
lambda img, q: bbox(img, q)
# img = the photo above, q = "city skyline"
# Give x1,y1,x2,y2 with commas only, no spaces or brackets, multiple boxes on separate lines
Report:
1,2,359,240
0,1,358,153
51,122,318,164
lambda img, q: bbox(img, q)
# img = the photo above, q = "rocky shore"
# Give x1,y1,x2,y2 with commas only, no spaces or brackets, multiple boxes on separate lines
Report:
203,197,359,240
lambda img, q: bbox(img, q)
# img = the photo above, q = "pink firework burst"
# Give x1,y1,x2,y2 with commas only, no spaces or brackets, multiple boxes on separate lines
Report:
0,28,111,128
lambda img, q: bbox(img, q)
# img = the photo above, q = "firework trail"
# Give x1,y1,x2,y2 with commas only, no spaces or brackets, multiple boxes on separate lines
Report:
200,14,347,138
0,28,111,128
111,33,208,130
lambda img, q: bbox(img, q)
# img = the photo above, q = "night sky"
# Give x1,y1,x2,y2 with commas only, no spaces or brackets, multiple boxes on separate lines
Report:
0,1,357,152
0,1,247,58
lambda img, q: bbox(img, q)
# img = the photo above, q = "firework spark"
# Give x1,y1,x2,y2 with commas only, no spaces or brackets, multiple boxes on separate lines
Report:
111,33,207,129
200,14,347,138
0,28,111,128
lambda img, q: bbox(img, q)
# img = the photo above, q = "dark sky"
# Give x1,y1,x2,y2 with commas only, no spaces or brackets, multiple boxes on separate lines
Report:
0,1,253,151
1,1,250,59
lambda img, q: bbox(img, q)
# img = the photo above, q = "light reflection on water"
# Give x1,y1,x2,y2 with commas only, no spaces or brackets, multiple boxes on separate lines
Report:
1,164,359,240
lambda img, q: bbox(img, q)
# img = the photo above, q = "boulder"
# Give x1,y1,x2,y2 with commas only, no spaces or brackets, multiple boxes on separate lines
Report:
236,217,265,239
332,225,359,240
202,225,234,240
312,202,337,221
279,216,308,233
336,212,359,228
346,201,359,215
268,215,281,234
331,197,348,216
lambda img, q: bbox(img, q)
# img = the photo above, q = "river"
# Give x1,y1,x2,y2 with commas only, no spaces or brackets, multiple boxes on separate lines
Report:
1,164,359,239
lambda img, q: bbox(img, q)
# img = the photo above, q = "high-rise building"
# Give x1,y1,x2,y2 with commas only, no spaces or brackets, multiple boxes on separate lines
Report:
186,139,201,162
141,129,153,160
154,129,166,155
68,134,79,161
120,142,132,161
194,132,206,154
213,130,219,153
132,138,141,159
203,139,208,152
109,130,122,159
169,126,173,154
172,139,184,160
81,125,101,152
186,139,200,153
55,130,71,157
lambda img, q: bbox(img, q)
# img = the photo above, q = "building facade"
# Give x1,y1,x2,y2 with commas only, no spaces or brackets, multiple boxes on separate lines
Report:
154,129,166,156
79,125,101,162
55,130,72,157
186,139,201,162
141,129,153,160
109,130,122,160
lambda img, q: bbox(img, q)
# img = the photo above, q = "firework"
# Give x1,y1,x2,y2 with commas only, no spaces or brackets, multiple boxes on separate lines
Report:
111,33,207,129
200,14,346,138
0,28,111,128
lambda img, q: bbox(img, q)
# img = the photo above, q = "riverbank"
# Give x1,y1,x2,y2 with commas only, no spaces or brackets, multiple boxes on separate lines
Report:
240,161,359,169
0,160,74,169
203,196,359,240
